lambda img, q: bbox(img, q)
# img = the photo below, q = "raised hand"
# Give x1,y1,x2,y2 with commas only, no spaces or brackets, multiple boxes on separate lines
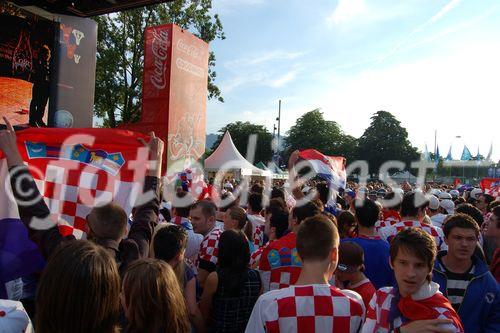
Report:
0,117,23,167
138,131,165,177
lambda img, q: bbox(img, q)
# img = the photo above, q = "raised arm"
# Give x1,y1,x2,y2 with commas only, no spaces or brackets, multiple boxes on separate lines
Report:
0,117,64,258
127,132,164,257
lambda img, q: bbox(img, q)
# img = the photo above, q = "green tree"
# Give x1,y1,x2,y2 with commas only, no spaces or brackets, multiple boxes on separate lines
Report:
357,111,419,175
212,122,274,163
94,1,225,127
284,109,357,161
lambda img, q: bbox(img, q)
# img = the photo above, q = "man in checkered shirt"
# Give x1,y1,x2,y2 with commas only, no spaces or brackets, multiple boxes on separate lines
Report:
378,191,448,251
257,201,321,292
190,199,224,288
246,214,366,333
362,228,463,333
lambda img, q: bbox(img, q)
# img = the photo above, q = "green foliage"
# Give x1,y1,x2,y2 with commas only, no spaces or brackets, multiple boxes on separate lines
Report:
93,0,225,127
357,111,419,174
212,121,274,163
284,109,357,161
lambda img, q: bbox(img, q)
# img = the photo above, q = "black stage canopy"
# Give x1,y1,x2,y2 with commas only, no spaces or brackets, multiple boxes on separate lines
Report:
12,0,174,17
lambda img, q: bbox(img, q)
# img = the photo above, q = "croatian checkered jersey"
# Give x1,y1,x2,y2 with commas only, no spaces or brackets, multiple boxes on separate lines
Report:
198,225,224,266
378,220,448,251
250,243,265,268
257,232,302,292
361,286,464,333
248,214,266,249
246,284,365,333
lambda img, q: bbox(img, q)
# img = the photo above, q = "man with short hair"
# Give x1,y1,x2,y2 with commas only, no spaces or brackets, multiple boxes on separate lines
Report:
190,200,223,288
257,201,321,291
476,194,495,215
378,191,447,251
246,214,365,333
343,199,394,289
250,208,289,268
433,213,499,333
247,192,266,249
169,191,202,262
363,228,464,333
336,241,376,309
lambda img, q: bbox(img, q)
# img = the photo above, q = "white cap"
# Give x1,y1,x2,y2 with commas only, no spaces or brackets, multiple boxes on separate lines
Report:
430,188,441,196
470,188,483,199
449,189,460,198
428,195,440,210
0,300,33,333
438,192,452,200
440,199,455,215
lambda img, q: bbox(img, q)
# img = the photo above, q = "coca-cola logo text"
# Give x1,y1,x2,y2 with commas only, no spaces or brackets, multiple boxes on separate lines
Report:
150,29,170,90
177,39,201,59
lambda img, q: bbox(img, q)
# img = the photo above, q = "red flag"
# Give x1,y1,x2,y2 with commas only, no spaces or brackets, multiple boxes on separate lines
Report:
1,128,149,238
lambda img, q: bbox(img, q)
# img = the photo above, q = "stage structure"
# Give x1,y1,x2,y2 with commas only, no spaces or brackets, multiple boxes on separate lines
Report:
0,3,96,128
120,24,209,175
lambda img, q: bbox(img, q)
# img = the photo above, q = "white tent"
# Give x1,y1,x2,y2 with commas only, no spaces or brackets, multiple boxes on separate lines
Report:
390,170,418,184
204,131,271,177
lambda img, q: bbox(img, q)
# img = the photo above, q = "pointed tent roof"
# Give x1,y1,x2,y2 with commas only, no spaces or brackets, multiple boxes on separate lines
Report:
205,131,270,176
256,161,269,170
267,161,284,174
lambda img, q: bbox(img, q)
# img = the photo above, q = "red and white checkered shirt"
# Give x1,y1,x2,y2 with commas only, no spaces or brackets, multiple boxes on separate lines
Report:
246,284,365,333
250,242,266,268
362,285,463,333
198,225,224,266
257,232,302,292
374,218,399,231
377,220,447,251
248,214,266,249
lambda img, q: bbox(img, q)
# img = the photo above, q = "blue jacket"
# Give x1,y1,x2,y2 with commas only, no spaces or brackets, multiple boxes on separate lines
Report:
433,252,500,333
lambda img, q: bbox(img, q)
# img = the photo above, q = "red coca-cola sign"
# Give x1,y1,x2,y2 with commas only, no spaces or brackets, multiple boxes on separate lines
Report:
150,28,170,90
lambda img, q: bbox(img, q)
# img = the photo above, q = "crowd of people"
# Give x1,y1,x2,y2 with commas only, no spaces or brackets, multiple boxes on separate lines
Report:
0,119,499,333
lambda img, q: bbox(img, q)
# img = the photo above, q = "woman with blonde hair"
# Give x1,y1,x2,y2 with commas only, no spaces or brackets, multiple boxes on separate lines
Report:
152,224,205,333
121,258,190,333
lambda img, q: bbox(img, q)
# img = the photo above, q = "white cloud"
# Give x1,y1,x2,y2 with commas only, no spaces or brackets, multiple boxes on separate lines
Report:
378,0,464,64
221,50,304,91
266,69,299,88
326,0,367,26
428,0,462,25
225,51,303,70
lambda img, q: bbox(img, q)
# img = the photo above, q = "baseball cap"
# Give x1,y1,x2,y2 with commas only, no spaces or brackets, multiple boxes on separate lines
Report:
438,192,452,200
0,300,33,333
449,189,460,198
428,195,440,210
440,199,455,215
338,242,364,273
430,188,441,196
470,188,483,199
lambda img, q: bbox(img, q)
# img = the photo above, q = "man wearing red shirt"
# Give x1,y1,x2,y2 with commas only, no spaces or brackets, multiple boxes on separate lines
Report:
257,201,320,292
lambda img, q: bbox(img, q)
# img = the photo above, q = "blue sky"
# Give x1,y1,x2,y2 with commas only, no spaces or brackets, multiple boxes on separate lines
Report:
207,0,500,161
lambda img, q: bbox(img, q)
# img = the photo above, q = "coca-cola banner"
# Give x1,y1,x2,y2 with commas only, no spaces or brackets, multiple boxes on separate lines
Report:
126,24,209,173
0,13,57,126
